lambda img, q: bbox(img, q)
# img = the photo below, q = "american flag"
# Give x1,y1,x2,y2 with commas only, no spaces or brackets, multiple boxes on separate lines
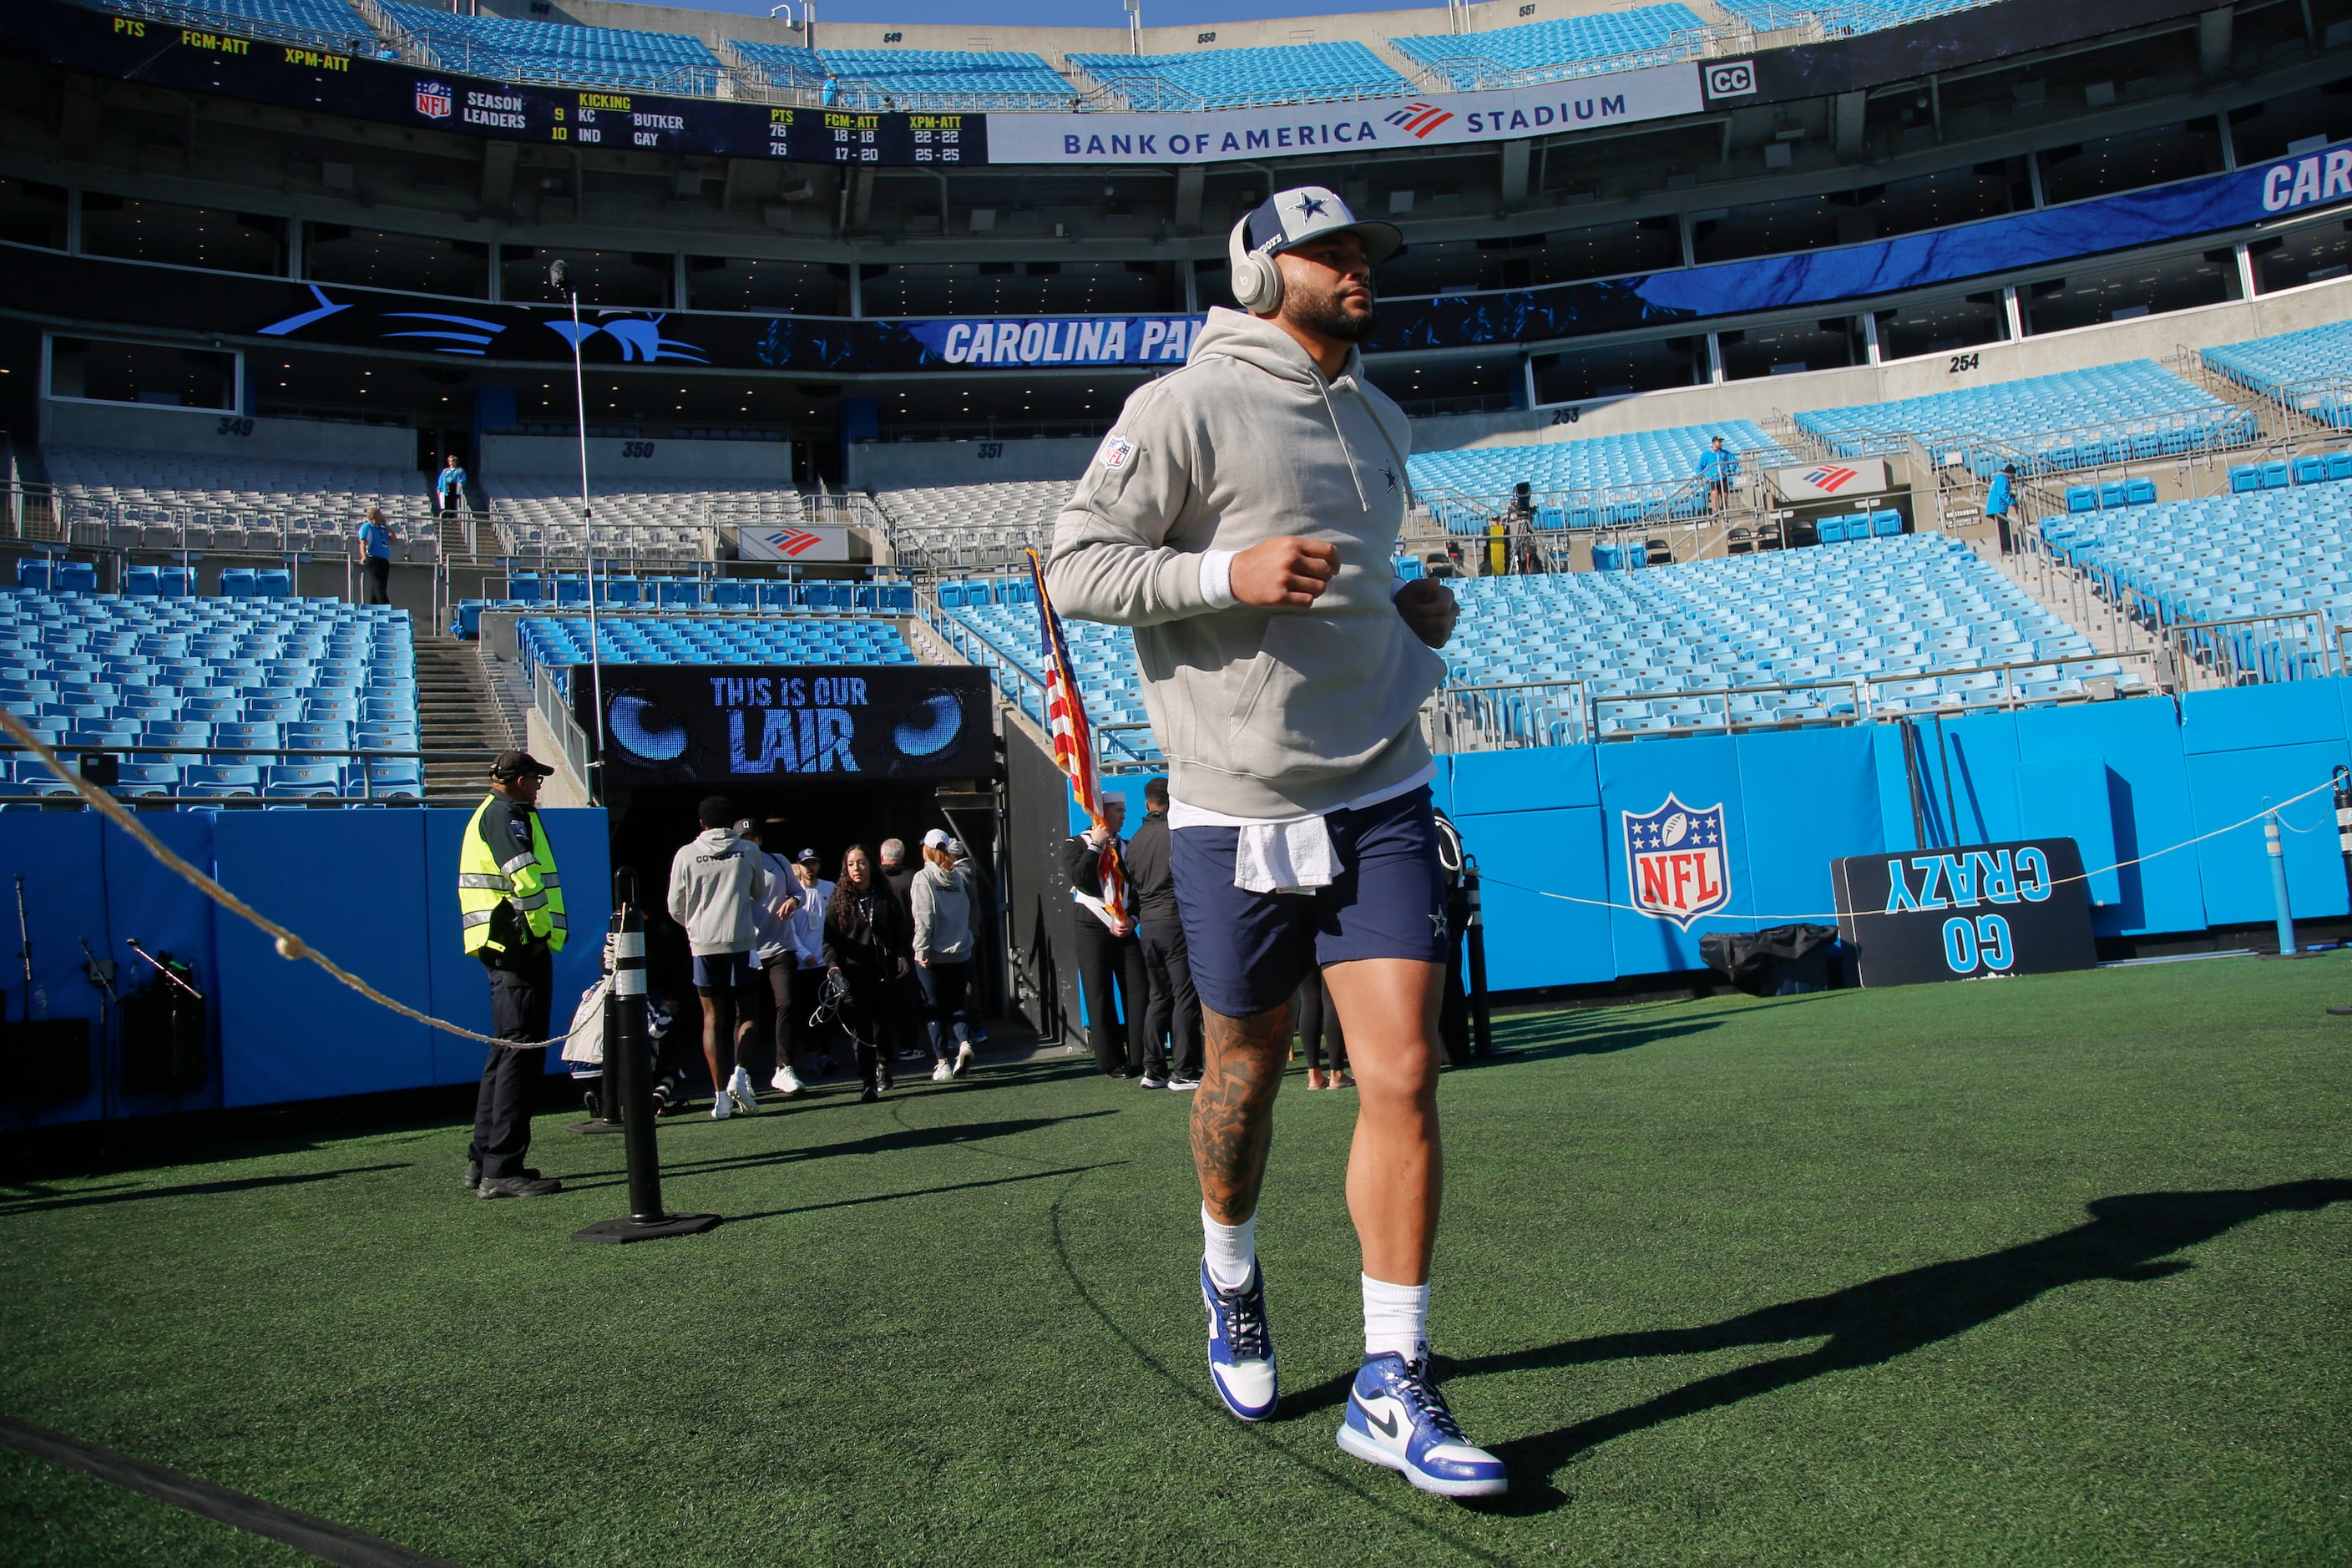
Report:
1025,548,1128,927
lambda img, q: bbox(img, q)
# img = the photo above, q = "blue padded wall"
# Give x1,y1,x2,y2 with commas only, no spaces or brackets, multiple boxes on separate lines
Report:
3,813,109,1125
2013,695,2203,933
101,813,222,1115
215,812,436,1107
2178,685,2350,926
1448,746,1612,991
1733,726,1885,926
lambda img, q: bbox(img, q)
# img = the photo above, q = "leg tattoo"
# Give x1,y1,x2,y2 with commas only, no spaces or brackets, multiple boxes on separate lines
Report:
1192,1002,1292,1225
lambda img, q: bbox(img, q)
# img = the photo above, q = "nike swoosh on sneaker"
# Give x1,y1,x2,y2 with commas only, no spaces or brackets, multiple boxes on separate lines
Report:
1354,1394,1399,1439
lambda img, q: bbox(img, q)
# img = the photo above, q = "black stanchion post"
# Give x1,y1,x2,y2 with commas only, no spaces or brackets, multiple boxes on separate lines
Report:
569,947,625,1135
574,869,719,1244
2334,766,2352,913
1463,852,1494,1059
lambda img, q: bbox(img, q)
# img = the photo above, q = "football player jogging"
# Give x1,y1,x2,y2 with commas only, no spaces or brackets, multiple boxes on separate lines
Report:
1046,185,1504,1497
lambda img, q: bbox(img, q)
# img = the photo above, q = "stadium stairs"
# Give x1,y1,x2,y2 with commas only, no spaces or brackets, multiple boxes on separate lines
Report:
412,634,514,797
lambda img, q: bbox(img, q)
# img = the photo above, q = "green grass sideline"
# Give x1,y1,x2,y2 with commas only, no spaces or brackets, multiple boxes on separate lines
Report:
3,954,2348,1567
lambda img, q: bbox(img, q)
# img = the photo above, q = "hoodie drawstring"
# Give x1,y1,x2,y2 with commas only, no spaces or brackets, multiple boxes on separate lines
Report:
1317,375,1373,513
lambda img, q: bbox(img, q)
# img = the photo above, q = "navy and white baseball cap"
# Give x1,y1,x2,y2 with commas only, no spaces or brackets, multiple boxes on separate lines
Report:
1242,185,1402,263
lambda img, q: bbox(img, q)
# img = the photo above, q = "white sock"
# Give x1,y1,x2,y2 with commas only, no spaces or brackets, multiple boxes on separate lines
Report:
1201,1206,1257,1292
1363,1274,1430,1363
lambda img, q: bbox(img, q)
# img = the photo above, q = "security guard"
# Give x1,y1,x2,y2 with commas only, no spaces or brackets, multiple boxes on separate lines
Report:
460,749,569,1199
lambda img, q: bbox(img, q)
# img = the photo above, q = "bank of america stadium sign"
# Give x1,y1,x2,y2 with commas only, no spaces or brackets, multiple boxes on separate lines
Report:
984,63,1702,165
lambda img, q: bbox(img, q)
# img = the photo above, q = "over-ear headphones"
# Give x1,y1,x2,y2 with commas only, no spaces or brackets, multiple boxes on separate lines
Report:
1228,215,1282,315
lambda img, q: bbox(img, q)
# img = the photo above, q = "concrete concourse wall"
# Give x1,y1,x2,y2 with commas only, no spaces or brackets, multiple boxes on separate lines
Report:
848,436,1099,490
39,400,419,468
481,433,792,482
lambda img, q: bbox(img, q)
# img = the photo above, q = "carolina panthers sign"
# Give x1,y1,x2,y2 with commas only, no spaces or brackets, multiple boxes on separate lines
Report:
1623,794,1731,928
1831,838,2097,987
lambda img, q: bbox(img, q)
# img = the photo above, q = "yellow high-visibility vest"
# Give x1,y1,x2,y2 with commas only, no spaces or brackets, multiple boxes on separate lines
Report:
459,794,568,955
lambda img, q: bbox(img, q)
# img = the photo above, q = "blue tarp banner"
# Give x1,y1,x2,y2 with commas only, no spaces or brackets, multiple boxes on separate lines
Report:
1633,139,2352,317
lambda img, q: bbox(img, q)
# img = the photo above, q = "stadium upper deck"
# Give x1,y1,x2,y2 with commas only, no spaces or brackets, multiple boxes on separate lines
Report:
3,0,2349,456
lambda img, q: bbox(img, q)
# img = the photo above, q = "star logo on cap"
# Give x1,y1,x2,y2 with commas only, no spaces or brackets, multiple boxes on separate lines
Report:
1294,192,1328,220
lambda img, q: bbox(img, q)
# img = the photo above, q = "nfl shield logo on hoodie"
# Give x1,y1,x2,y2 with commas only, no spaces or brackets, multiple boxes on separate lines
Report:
1097,434,1133,470
1623,794,1730,928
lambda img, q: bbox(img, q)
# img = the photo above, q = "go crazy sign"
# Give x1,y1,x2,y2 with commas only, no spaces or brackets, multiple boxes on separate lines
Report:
1831,838,2097,988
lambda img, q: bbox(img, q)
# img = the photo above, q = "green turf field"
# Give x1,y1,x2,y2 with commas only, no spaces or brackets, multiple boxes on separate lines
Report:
4,953,2349,1567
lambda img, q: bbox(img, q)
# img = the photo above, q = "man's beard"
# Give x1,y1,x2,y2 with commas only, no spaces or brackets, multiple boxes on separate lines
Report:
1286,287,1377,343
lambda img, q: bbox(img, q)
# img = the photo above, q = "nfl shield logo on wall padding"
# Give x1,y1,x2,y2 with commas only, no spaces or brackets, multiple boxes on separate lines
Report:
1622,794,1732,929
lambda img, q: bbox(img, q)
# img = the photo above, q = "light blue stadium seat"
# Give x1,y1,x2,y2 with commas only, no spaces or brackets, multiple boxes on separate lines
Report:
2329,453,2352,483
1817,516,1847,544
2124,477,2159,505
220,568,257,599
2261,460,2291,489
2292,455,2329,485
1391,5,1702,89
1871,510,1904,538
1067,41,1409,109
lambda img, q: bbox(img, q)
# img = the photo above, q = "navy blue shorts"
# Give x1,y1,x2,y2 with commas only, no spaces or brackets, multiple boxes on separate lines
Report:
1171,786,1449,1019
691,950,760,995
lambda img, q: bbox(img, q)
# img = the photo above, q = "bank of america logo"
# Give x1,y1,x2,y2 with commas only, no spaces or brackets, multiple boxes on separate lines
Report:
1384,102,1454,139
757,528,826,557
1805,465,1860,493
415,80,453,119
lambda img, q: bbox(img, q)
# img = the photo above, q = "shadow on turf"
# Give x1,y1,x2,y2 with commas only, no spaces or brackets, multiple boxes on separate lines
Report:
1455,1013,1732,1066
0,1162,412,1217
558,1110,1118,1189
1279,1178,2352,1514
723,1161,1129,1225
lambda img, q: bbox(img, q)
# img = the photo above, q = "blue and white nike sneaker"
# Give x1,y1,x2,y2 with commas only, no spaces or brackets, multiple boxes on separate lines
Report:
1201,1259,1278,1422
1338,1352,1509,1497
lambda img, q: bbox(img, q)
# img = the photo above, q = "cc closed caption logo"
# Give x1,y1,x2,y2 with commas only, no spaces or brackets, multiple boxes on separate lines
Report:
1705,61,1757,98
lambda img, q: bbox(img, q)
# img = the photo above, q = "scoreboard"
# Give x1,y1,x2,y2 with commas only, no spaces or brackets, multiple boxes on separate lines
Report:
0,0,986,166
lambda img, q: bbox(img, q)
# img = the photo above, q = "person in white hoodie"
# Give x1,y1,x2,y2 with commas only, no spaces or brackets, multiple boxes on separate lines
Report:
908,835,977,1082
741,820,807,1099
1044,187,1500,1497
784,846,837,1080
667,796,769,1120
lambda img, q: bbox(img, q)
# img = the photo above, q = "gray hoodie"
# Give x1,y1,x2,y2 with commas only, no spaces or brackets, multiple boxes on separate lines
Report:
667,827,769,957
911,862,974,964
1045,308,1443,818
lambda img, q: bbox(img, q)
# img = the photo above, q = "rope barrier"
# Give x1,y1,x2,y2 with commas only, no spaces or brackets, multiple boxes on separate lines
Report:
0,706,568,1050
1476,773,2343,923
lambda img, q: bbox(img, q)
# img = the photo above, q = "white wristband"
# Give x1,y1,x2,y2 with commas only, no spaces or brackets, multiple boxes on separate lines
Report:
1199,549,1237,609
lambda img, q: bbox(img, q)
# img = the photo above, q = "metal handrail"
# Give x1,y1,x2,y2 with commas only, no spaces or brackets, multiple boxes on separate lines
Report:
534,661,596,796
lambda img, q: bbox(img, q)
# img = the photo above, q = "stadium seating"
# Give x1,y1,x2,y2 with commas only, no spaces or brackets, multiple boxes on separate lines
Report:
941,535,2112,751
87,0,377,51
1389,5,1704,89
873,481,1069,570
46,447,436,554
0,588,421,804
1401,420,1787,517
2201,321,2352,430
1065,43,1409,111
1795,362,2258,476
488,476,797,562
515,615,919,691
807,49,1076,108
377,1,721,89
2038,460,2352,662
451,579,914,638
